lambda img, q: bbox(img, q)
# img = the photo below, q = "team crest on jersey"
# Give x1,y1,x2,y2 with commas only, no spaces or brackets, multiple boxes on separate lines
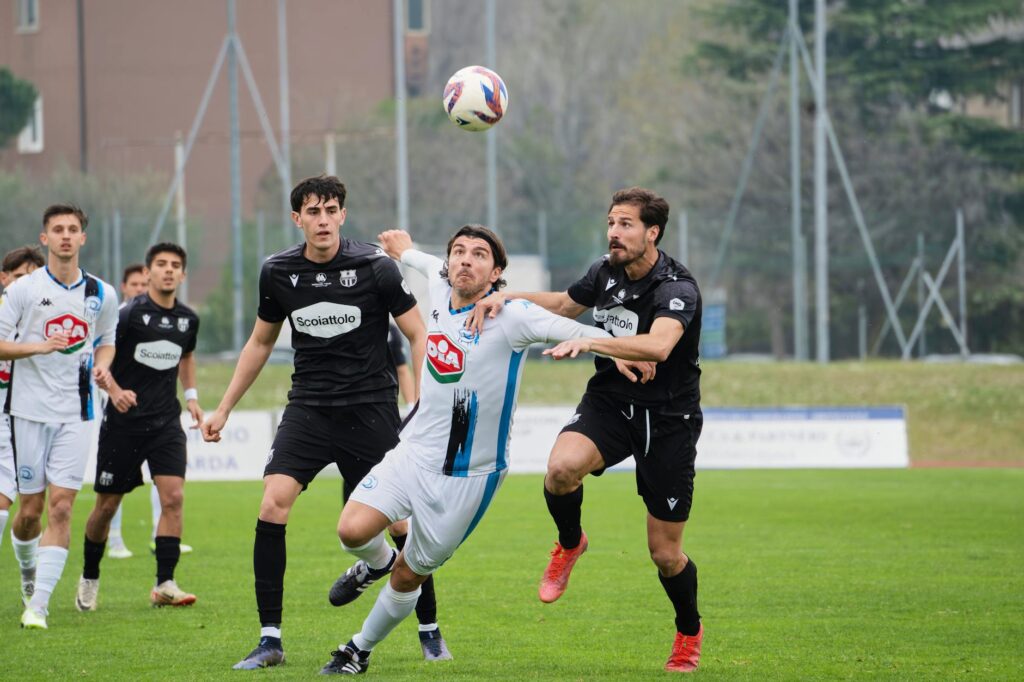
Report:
339,269,357,287
0,360,10,389
426,332,466,384
84,295,103,321
177,317,190,332
44,313,89,354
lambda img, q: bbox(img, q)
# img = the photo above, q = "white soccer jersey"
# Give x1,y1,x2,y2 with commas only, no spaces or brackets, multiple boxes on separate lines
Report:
398,249,609,477
0,267,118,423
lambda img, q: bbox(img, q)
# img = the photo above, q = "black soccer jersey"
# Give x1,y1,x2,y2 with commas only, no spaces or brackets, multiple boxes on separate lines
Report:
106,293,200,432
567,250,702,410
258,239,418,407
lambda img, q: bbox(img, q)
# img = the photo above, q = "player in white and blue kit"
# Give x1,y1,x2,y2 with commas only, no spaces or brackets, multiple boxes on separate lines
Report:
319,226,610,675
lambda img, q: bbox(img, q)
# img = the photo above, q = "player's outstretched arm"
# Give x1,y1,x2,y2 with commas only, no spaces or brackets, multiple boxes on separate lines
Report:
394,305,426,403
544,317,685,363
465,291,587,336
179,352,204,429
202,318,282,442
377,229,414,260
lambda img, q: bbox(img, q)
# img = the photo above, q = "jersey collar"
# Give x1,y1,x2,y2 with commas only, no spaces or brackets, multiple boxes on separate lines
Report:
448,286,498,315
45,266,86,291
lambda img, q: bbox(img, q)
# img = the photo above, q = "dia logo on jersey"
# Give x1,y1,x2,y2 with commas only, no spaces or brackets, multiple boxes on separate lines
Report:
426,332,466,384
44,313,89,354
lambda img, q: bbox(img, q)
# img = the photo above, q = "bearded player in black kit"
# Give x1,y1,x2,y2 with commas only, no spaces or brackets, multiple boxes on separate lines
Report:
201,176,440,671
471,187,705,673
76,242,202,611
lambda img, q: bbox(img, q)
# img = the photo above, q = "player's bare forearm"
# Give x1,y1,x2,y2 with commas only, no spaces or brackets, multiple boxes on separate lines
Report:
93,344,115,372
395,306,426,402
0,336,67,360
510,291,586,318
215,321,280,414
546,318,685,363
179,353,198,394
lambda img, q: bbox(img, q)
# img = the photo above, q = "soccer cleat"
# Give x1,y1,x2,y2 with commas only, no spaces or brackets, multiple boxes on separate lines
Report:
20,605,47,629
419,628,453,661
232,637,285,670
76,576,100,611
664,624,703,673
328,550,396,606
538,530,589,603
20,568,35,607
107,538,133,559
319,642,369,675
149,541,193,554
150,579,197,607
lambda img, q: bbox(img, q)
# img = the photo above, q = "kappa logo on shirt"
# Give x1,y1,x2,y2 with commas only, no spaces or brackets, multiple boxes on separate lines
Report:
44,313,89,354
426,332,466,384
39,298,53,307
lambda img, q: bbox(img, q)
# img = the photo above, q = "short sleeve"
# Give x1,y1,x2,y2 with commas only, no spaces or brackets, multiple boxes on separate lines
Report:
652,279,699,331
257,260,286,323
184,315,200,354
94,284,120,347
116,301,133,344
0,286,23,340
566,258,605,308
374,257,417,318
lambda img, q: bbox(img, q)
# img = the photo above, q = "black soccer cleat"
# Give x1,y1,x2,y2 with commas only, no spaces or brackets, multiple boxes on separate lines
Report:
232,637,285,670
319,642,370,675
419,628,453,661
328,551,396,606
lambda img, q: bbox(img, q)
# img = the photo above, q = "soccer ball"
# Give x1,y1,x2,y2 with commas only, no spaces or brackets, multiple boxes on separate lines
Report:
442,66,508,132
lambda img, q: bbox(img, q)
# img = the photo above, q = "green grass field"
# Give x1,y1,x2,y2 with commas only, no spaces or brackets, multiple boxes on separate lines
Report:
199,359,1024,464
2,470,1022,679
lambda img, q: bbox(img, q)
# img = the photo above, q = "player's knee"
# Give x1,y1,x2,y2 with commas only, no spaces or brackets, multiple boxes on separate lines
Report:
94,496,121,519
337,519,371,548
161,489,184,514
648,546,684,574
48,498,75,526
545,458,583,494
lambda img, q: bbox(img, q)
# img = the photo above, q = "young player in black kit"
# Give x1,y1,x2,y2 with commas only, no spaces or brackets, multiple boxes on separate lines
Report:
76,242,202,611
471,187,705,673
201,175,436,671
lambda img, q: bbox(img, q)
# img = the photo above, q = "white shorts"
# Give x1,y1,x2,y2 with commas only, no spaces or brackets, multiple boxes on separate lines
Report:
0,415,16,502
10,417,93,494
350,446,507,576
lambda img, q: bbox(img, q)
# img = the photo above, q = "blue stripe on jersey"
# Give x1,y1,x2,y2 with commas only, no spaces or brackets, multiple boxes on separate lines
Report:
460,470,502,544
44,266,86,290
84,354,95,421
494,350,524,471
451,391,479,477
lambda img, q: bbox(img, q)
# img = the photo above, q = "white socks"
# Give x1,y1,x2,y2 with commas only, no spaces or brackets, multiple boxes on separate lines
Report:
12,531,39,571
352,581,421,652
150,483,161,537
109,503,123,536
342,533,395,571
0,510,8,547
28,545,68,611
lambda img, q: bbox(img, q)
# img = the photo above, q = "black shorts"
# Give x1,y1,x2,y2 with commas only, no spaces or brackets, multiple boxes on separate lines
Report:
560,392,702,522
94,419,187,494
266,401,400,495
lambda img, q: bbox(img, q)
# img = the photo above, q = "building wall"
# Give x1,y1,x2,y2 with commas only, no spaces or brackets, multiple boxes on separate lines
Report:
0,0,395,297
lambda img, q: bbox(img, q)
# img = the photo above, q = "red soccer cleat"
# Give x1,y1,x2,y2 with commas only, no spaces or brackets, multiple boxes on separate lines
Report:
538,531,588,603
664,624,703,673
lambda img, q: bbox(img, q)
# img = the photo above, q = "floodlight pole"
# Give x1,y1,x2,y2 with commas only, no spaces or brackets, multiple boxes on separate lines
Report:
278,0,292,247
789,0,807,361
813,0,829,363
228,0,244,353
174,132,189,303
956,209,968,358
486,0,498,232
393,0,410,231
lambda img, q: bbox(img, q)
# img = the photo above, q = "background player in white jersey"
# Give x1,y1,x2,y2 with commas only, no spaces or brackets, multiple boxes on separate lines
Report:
75,243,202,612
104,264,195,560
0,204,119,629
318,226,610,675
0,246,45,559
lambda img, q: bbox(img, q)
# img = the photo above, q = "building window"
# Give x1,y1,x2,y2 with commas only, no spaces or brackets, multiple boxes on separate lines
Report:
407,0,429,33
17,96,43,154
16,0,39,32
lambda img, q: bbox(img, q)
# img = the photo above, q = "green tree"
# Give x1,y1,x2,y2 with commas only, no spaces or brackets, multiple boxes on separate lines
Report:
0,68,36,148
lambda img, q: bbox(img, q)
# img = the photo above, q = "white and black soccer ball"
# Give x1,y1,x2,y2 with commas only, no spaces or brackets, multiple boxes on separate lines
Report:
442,66,508,132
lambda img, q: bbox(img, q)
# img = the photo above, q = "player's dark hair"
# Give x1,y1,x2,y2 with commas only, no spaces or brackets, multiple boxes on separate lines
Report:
145,242,188,270
2,246,44,273
122,263,146,284
609,187,669,245
42,203,89,231
290,175,347,213
440,224,508,291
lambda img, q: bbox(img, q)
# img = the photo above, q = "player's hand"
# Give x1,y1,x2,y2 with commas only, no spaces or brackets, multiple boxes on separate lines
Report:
110,388,138,413
543,338,593,360
93,366,114,390
465,291,507,336
201,409,228,443
37,332,70,355
377,229,413,260
614,358,657,384
186,400,204,429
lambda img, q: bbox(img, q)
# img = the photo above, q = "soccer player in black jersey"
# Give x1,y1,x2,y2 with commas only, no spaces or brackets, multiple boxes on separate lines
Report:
76,242,202,611
200,175,433,671
471,187,705,673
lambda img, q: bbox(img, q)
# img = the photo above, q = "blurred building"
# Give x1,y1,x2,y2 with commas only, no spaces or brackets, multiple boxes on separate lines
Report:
0,0,431,298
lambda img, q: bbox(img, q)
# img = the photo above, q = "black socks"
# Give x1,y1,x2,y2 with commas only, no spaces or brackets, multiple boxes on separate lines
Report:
154,536,181,584
254,519,287,626
82,536,106,580
659,557,701,636
544,485,584,549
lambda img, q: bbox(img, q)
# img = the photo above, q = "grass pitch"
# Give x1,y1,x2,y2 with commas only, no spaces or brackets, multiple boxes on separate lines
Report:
1,469,1021,679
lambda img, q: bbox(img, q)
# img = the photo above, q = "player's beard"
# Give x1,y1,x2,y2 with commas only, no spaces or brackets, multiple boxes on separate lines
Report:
607,241,644,267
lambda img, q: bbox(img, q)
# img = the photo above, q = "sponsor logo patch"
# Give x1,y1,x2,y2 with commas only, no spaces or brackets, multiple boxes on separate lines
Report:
360,474,378,490
44,313,89,354
158,316,174,330
0,360,10,389
312,272,332,288
19,466,33,482
133,340,184,371
426,332,466,384
669,298,685,311
290,302,362,338
592,306,639,338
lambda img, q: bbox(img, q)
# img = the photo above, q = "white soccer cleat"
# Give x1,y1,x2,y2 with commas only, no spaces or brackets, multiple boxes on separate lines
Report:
150,579,197,607
20,605,47,629
180,543,193,555
76,576,100,611
107,538,133,559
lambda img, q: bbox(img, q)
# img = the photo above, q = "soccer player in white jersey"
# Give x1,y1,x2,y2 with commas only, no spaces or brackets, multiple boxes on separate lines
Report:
0,204,119,629
318,226,610,675
0,247,45,561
